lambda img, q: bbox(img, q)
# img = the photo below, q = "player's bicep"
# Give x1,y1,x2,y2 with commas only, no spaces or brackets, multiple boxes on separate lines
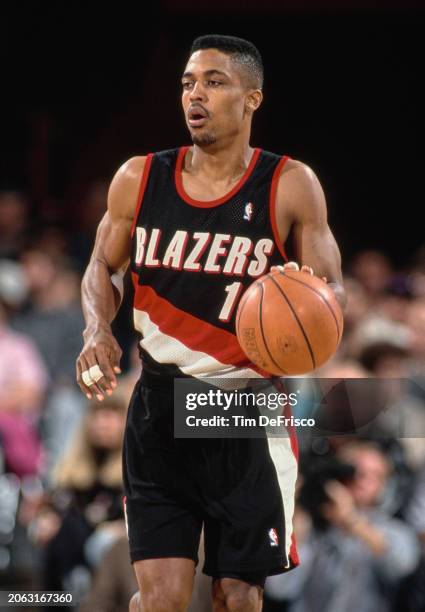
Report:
278,161,343,284
292,220,342,284
91,212,132,273
90,155,146,273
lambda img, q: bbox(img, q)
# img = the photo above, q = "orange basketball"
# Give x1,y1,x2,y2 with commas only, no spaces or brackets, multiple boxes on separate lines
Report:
236,268,343,376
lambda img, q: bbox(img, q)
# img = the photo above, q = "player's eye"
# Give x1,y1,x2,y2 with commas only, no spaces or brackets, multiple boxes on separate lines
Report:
182,82,194,90
207,80,222,87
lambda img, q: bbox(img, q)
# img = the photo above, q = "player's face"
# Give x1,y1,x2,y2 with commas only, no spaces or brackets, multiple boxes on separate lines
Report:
182,49,256,147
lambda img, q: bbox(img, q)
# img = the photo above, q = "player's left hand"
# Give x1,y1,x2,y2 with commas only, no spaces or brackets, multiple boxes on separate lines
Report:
271,261,328,283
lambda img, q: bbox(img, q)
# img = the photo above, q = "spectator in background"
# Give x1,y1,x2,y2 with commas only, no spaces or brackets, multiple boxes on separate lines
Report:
11,249,87,478
0,191,30,260
375,279,413,325
0,292,48,477
358,340,425,474
315,352,421,514
265,441,420,612
408,298,425,366
32,225,69,261
405,460,425,544
78,535,138,612
30,395,127,597
393,458,425,612
13,249,84,383
350,250,393,301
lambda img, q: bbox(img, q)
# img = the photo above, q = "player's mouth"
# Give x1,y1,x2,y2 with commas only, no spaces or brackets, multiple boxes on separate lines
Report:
188,105,209,127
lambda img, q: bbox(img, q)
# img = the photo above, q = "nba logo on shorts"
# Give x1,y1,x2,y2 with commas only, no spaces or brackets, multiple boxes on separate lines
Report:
244,202,254,221
268,528,279,547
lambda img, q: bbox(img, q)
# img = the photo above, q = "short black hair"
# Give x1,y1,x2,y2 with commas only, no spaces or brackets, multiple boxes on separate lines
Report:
190,34,264,89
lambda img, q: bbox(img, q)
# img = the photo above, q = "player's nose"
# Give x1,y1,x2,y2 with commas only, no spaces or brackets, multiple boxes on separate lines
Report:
189,82,207,101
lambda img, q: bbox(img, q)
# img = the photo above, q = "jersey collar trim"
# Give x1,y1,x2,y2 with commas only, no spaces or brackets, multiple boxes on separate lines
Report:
174,146,262,208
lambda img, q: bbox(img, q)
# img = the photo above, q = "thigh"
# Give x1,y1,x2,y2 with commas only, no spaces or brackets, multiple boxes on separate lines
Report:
123,379,203,563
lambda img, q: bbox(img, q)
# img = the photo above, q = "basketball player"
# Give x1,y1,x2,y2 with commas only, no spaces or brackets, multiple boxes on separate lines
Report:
77,35,345,612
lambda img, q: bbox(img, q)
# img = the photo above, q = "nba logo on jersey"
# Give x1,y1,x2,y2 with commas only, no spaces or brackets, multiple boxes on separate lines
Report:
244,202,254,221
268,528,279,547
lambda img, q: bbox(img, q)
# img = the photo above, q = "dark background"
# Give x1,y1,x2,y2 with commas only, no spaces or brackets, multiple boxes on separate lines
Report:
2,1,424,266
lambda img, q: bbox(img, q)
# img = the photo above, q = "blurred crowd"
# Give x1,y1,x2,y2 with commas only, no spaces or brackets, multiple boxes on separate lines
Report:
1,187,425,611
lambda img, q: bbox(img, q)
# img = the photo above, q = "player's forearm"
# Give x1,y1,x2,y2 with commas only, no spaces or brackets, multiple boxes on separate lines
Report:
81,256,122,337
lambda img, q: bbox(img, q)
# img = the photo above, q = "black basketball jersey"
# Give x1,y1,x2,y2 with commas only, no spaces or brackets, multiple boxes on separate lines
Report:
130,145,289,378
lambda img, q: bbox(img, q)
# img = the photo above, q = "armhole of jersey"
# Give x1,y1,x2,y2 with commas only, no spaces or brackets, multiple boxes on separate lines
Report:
130,153,154,239
269,155,290,262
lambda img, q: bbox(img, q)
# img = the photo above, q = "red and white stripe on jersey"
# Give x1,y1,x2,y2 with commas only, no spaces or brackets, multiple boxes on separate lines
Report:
266,388,299,568
132,274,268,379
266,436,299,568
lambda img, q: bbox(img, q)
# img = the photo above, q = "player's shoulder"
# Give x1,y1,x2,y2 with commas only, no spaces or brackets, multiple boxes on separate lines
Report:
119,147,180,176
259,149,320,190
107,156,147,220
277,157,324,202
107,148,180,220
115,155,148,182
280,157,319,185
274,156,326,221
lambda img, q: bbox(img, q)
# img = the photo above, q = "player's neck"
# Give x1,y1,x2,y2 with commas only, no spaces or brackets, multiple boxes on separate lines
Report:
188,139,254,182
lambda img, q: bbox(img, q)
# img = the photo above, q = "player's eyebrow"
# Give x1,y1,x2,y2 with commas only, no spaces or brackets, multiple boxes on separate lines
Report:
182,69,229,80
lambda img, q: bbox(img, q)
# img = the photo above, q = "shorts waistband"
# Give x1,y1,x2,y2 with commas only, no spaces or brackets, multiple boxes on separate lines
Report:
140,369,185,390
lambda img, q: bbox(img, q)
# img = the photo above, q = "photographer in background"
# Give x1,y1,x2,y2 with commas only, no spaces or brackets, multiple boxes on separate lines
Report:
265,440,420,612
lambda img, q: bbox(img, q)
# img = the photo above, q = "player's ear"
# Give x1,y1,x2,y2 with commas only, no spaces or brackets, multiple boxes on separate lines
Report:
245,89,263,114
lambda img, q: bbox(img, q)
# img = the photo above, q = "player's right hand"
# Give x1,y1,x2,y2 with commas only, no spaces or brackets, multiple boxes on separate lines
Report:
76,326,122,401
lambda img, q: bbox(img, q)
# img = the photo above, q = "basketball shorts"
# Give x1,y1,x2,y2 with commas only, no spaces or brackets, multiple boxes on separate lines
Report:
122,373,299,581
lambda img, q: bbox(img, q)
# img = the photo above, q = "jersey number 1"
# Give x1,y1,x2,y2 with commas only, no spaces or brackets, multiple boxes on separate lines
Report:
218,282,243,322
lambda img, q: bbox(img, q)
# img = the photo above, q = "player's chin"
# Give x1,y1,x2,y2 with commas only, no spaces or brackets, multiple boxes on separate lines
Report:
190,130,217,147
